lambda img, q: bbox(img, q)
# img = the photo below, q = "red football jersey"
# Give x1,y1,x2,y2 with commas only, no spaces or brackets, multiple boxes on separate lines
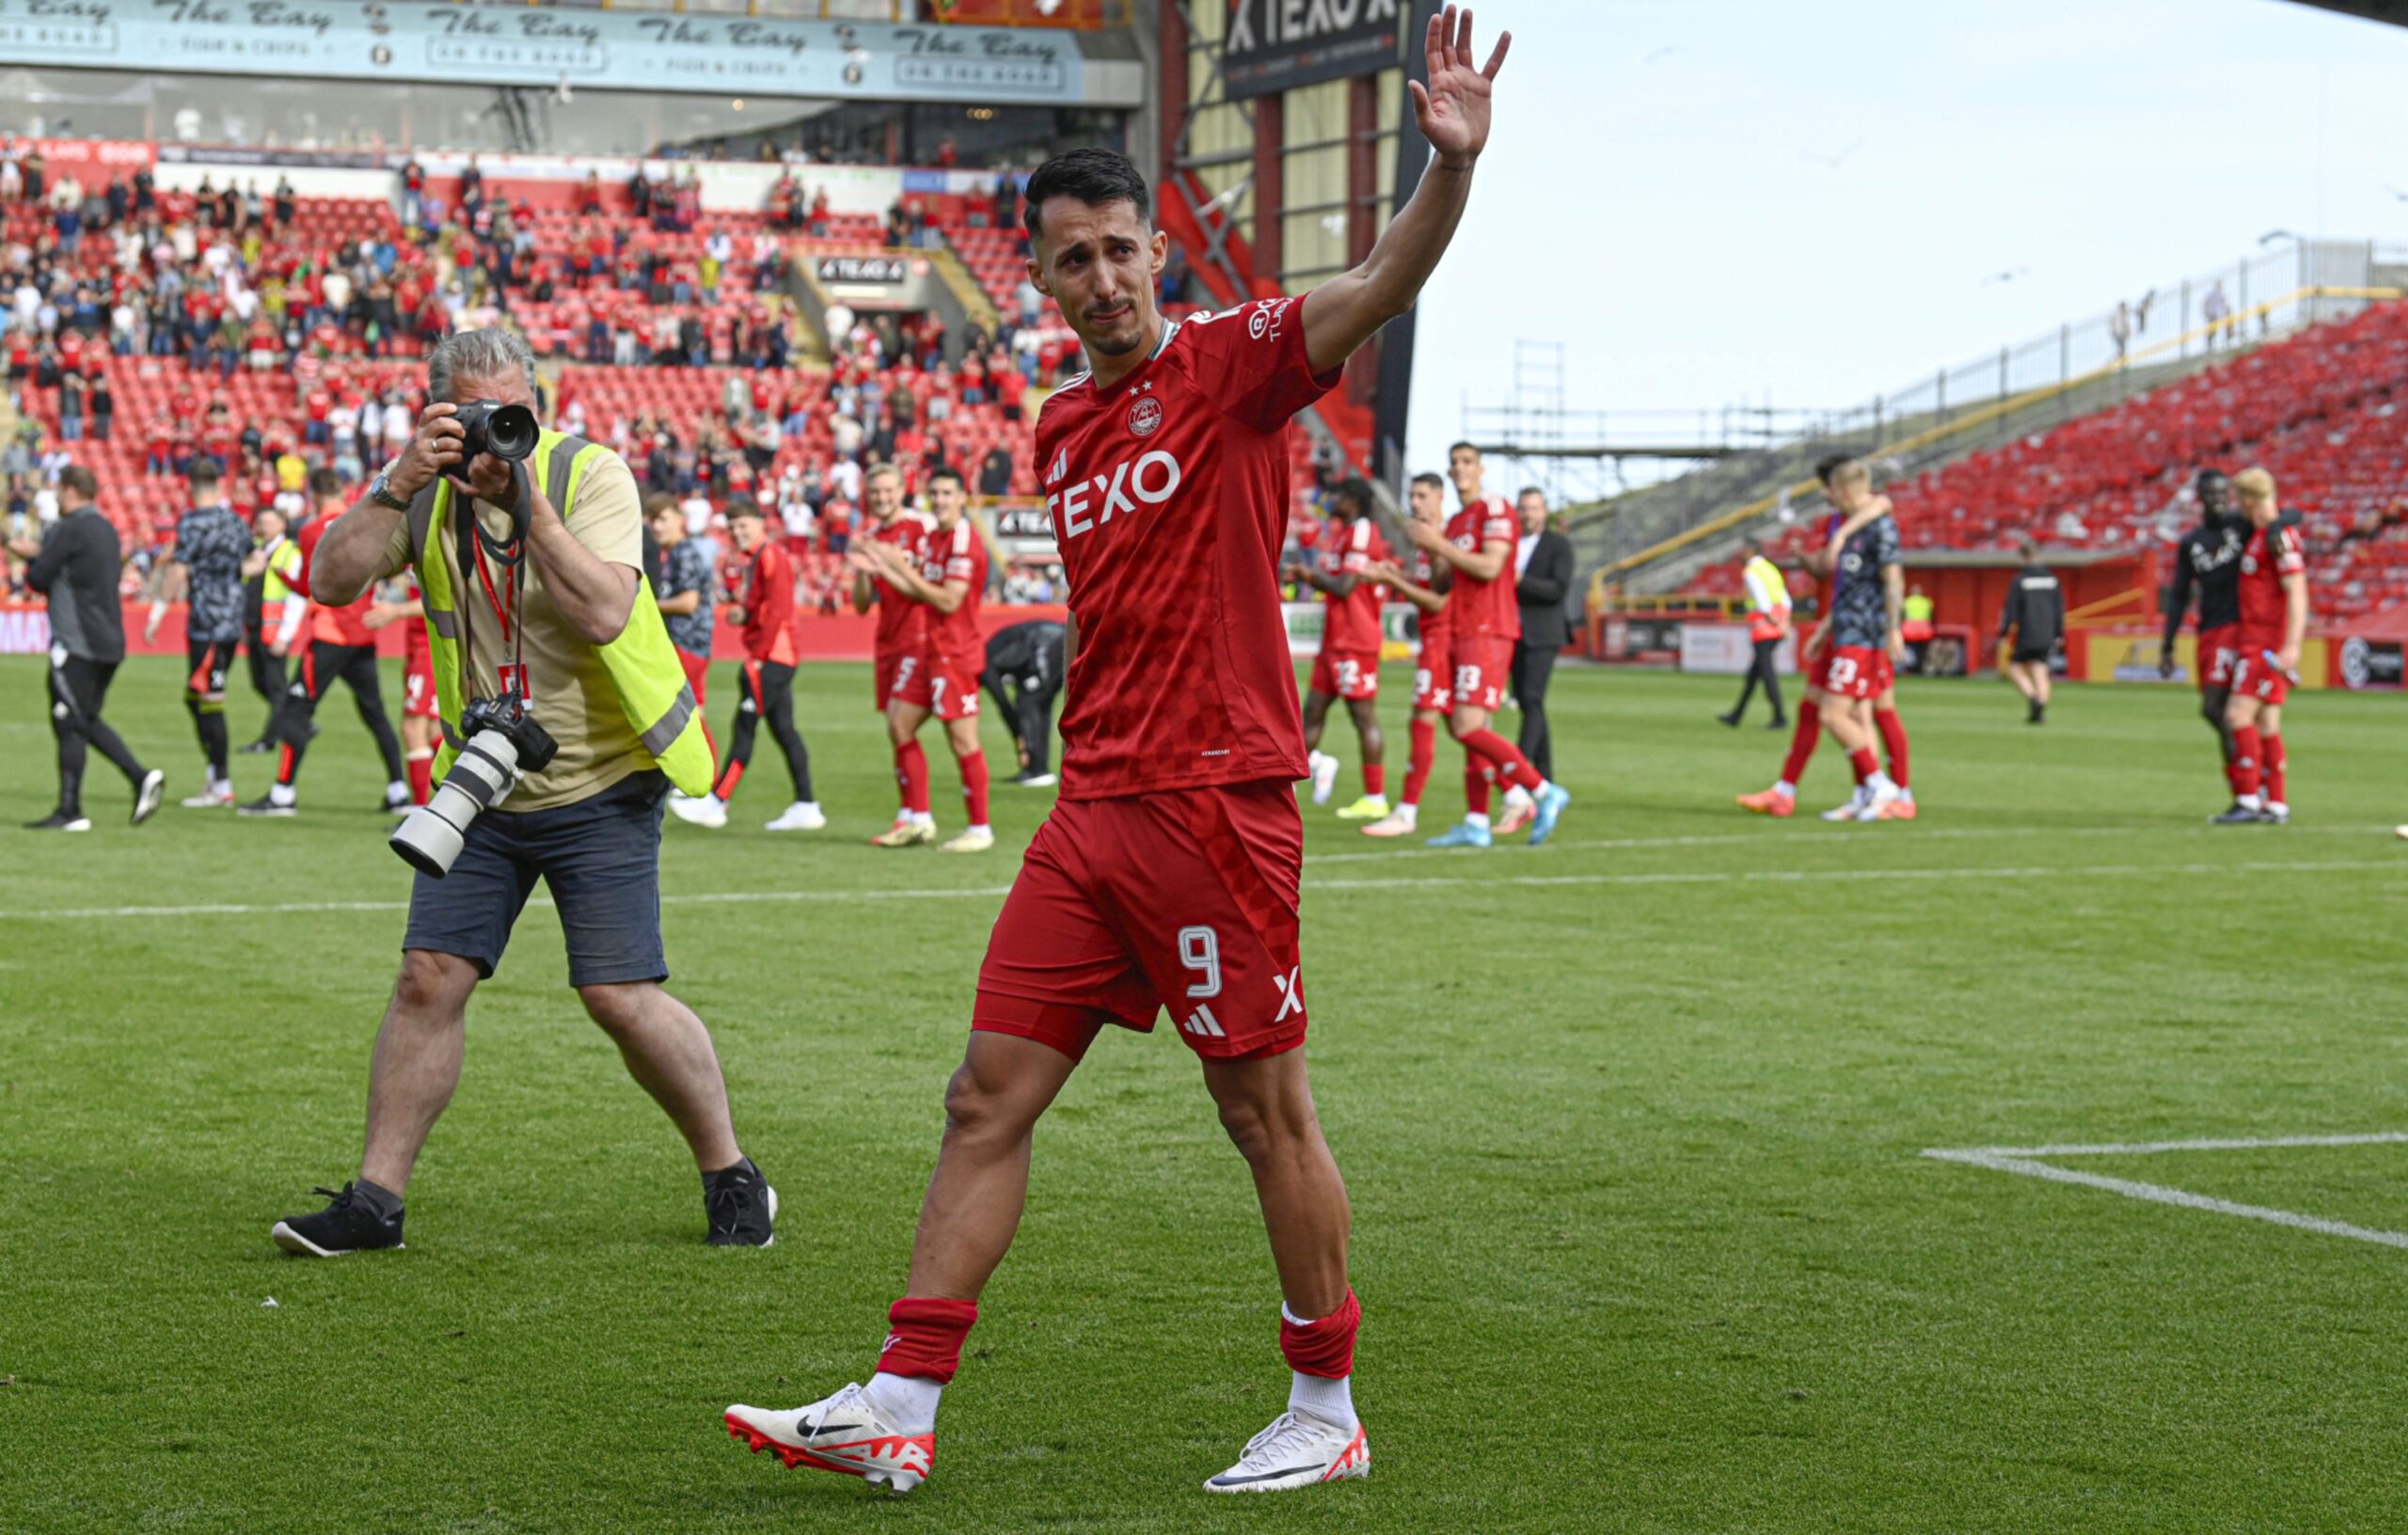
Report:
1448,492,1522,641
1038,298,1339,800
293,515,377,647
2236,521,2305,649
866,511,931,658
1408,538,1452,647
738,537,799,664
918,515,989,667
1319,514,1387,654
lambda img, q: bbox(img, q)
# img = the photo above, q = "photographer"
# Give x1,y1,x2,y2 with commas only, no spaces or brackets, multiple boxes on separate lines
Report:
269,329,775,1258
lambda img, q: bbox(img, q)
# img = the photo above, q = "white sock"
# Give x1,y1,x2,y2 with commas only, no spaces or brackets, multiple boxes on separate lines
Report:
1898,786,1915,803
912,811,936,829
1309,750,1338,769
1867,772,1896,795
2240,792,2264,810
1774,779,1796,797
1465,812,1490,831
387,779,407,800
2268,799,2289,815
1504,784,1534,810
1288,1370,1356,1431
865,1371,943,1436
268,783,296,807
968,823,990,834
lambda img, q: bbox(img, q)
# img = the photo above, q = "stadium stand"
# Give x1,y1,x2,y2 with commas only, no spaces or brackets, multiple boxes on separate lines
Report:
1679,301,2408,625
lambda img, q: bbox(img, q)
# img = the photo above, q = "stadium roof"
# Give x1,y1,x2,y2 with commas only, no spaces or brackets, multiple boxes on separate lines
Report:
2288,1,2408,25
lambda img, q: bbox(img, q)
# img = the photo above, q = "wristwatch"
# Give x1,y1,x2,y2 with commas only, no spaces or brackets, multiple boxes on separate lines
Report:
369,468,411,512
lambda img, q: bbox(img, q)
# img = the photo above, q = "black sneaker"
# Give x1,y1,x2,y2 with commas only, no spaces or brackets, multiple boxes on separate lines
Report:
24,811,92,831
1716,711,1740,728
237,737,274,755
272,1182,405,1257
239,794,296,818
2210,803,2269,825
704,1158,778,1247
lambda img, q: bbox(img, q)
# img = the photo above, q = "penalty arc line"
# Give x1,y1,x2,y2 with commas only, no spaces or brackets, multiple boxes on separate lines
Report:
1924,1146,2408,1251
6,858,2400,922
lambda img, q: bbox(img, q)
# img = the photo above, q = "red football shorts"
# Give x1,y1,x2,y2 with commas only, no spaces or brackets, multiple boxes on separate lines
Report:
1451,638,1513,714
2231,649,2290,705
876,649,917,712
2197,624,2240,690
1412,632,1453,714
674,644,710,709
1308,646,1380,702
897,651,980,720
1803,629,1833,690
974,779,1308,1063
402,647,440,720
1823,644,1893,701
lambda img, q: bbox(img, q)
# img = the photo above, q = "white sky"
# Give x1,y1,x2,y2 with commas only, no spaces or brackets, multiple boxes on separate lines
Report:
1402,0,2408,471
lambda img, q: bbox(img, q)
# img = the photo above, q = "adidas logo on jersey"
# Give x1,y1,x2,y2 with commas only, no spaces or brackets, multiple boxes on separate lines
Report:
1045,448,1069,487
1180,1004,1226,1038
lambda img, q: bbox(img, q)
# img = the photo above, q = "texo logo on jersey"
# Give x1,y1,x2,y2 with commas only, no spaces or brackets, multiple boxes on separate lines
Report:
1051,450,1183,540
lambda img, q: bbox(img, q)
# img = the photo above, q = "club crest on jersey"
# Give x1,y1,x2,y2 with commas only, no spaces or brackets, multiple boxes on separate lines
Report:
1127,393,1164,437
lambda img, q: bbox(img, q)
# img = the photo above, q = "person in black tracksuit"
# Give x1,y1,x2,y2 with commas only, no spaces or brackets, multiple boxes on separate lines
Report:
2160,468,2246,766
979,618,1066,784
1998,537,2064,724
8,466,163,830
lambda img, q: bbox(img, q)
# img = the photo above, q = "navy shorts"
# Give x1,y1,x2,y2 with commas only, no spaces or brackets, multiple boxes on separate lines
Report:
403,769,670,988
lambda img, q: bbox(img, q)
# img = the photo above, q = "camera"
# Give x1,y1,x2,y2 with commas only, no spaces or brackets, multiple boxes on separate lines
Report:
388,695,559,877
453,400,540,464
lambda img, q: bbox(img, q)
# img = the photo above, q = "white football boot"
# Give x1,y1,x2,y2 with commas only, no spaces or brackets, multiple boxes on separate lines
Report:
724,1383,934,1495
1203,1410,1369,1494
1307,751,1340,806
765,800,827,831
670,794,730,829
1819,786,1869,822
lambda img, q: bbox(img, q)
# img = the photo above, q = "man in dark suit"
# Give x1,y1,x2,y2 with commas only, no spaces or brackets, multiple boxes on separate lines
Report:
1510,487,1575,780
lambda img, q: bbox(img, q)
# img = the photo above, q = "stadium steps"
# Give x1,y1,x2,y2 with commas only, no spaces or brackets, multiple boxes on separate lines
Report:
1579,350,2225,600
926,243,1002,342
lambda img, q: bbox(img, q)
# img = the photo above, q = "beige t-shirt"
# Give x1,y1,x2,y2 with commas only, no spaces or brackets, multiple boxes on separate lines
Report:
379,452,647,811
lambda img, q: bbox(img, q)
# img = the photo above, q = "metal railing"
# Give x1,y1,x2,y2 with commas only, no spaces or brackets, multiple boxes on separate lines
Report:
1562,239,2408,594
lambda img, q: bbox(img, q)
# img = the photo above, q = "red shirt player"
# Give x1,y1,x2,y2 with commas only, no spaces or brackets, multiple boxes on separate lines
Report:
721,12,1517,1495
2216,467,2308,824
856,467,992,851
1284,481,1390,819
1358,471,1454,836
673,503,818,831
849,464,936,832
248,477,408,816
365,572,441,806
1402,441,1562,846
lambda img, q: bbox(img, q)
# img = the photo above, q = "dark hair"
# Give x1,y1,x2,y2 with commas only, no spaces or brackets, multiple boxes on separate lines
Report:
1023,148,1149,244
927,466,966,491
1448,440,1479,460
643,492,680,520
2194,467,2229,492
1411,471,1445,491
1813,452,1851,486
58,464,97,498
1517,485,1545,502
727,499,763,520
308,467,342,498
187,460,220,487
2017,536,2040,561
1332,477,1372,516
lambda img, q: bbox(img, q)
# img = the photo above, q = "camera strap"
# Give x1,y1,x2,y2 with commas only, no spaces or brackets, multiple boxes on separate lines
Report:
451,461,535,718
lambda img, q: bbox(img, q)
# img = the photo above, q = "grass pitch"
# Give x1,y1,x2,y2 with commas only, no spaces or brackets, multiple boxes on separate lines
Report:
2,656,2404,1533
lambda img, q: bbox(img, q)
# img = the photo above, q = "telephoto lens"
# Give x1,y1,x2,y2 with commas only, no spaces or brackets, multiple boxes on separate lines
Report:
453,400,541,464
389,700,558,876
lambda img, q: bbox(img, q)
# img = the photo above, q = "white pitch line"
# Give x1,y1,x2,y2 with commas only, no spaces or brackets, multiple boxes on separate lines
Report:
8,858,2397,922
1924,1147,2408,1251
1943,1131,2408,1159
1297,822,2391,866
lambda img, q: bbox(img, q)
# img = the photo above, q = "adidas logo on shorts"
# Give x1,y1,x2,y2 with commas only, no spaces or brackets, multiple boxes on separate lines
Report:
1180,1004,1226,1038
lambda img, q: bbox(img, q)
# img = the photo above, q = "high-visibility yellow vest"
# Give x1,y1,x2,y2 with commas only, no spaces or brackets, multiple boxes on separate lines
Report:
406,430,713,798
261,535,303,620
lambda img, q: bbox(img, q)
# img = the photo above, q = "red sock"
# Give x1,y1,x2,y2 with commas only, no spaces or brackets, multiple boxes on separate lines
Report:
1465,761,1491,815
959,749,990,826
1874,708,1909,789
2262,732,2285,804
1363,762,1384,798
879,1297,979,1384
2230,725,2262,798
275,743,297,787
1278,1290,1361,1379
715,760,747,801
1460,728,1545,794
1403,719,1434,809
895,739,930,815
1849,746,1879,783
1780,699,1822,785
405,750,433,806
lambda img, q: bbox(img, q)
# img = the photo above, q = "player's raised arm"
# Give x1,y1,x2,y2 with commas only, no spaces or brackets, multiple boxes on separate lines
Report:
1301,6,1510,376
